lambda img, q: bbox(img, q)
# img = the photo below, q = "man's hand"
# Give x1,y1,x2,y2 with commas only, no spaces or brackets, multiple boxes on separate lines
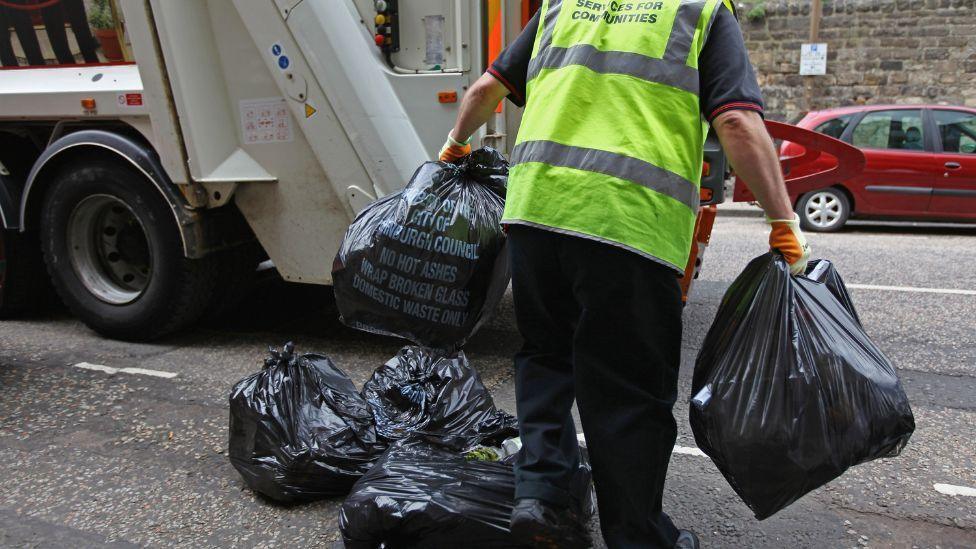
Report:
767,214,810,275
712,109,813,274
439,133,472,163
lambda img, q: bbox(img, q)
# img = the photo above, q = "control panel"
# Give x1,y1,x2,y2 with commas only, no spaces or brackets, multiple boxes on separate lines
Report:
372,0,400,55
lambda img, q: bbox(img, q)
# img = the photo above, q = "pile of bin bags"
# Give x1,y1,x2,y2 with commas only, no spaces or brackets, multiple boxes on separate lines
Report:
691,253,916,519
228,343,594,545
332,148,510,352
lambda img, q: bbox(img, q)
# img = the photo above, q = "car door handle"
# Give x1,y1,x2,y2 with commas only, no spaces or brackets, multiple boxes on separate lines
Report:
945,161,962,169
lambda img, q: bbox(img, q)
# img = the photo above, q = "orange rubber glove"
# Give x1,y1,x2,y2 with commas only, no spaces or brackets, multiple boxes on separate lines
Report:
767,213,811,275
438,133,472,163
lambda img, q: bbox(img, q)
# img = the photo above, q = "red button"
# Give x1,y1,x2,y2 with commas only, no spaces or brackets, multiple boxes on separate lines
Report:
374,34,385,46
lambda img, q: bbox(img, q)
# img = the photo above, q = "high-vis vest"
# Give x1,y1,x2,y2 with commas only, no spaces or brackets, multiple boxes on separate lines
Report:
503,0,731,272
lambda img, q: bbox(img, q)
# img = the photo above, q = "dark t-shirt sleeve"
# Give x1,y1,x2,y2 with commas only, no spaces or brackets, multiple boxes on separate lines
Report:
486,11,539,108
699,6,765,121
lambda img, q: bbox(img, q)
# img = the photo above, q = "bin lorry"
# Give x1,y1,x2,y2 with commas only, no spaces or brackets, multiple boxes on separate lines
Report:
0,0,862,340
1,0,522,339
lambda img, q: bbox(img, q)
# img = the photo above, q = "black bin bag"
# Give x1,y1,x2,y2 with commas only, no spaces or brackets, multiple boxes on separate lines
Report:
690,254,915,519
339,438,595,548
332,148,510,351
362,345,518,450
228,343,386,503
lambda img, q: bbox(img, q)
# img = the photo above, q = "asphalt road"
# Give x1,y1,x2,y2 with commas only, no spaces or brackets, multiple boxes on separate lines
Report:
1,208,974,548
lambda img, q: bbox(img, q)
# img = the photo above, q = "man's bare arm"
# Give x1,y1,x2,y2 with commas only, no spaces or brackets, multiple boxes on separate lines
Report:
438,73,511,162
712,110,793,220
449,73,511,142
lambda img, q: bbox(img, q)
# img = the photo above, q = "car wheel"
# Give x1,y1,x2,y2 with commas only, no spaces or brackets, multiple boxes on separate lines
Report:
797,188,850,232
39,160,218,341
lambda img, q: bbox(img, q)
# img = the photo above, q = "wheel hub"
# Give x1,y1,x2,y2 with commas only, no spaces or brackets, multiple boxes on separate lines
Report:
67,195,152,305
804,191,842,229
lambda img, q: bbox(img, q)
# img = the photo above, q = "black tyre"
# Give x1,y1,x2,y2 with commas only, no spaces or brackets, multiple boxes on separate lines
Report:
39,160,218,340
797,187,851,232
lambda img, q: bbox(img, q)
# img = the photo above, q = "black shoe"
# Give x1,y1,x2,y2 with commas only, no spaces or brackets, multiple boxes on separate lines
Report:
674,529,700,549
510,498,591,548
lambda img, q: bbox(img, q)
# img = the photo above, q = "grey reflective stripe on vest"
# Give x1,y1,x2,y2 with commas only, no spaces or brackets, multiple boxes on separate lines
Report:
536,0,563,53
662,0,708,64
528,0,710,94
512,140,700,211
527,43,699,94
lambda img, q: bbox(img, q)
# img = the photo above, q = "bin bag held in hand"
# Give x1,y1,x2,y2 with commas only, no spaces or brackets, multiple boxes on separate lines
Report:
333,148,510,351
690,254,915,520
339,438,595,548
362,345,518,450
228,343,386,502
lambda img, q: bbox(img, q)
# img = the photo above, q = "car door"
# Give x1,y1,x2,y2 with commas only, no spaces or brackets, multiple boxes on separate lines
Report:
930,109,976,219
849,109,935,215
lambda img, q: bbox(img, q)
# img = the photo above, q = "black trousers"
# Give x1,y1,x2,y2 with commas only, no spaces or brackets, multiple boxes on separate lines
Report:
509,224,683,549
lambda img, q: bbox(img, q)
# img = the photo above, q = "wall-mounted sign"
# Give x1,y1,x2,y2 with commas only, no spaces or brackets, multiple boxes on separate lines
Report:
800,43,828,75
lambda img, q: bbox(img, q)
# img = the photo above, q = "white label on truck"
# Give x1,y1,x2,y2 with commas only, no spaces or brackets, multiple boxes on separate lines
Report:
240,97,293,144
423,15,446,66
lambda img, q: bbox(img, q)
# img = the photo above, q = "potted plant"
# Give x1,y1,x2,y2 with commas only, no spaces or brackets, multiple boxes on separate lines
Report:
88,0,123,61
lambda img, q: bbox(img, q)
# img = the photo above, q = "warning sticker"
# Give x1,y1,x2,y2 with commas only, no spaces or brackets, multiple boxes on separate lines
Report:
304,103,317,119
240,97,293,144
116,93,144,108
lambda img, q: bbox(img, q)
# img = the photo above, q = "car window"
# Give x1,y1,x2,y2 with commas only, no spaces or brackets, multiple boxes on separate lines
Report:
933,110,976,155
851,110,926,151
813,115,853,139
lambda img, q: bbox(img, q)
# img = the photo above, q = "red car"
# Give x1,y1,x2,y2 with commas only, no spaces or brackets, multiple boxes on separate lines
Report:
782,105,976,231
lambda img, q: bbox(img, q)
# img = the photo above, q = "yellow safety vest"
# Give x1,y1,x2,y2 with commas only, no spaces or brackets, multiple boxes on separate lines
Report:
504,0,730,271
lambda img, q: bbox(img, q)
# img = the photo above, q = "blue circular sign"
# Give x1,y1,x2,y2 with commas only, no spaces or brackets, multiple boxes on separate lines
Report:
271,44,282,56
278,56,290,69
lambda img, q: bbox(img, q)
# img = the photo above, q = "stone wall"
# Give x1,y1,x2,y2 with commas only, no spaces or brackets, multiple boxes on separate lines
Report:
738,0,976,121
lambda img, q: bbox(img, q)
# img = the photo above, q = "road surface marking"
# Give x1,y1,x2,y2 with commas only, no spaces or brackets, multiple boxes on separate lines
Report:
73,363,177,379
934,483,976,497
673,445,708,457
74,362,119,374
847,283,976,296
577,433,706,458
119,367,179,379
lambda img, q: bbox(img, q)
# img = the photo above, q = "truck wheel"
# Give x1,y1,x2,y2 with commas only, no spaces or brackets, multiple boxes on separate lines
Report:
39,161,218,341
0,230,50,318
797,188,850,232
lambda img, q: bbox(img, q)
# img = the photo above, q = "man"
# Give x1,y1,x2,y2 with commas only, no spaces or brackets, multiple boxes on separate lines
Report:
440,1,809,547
